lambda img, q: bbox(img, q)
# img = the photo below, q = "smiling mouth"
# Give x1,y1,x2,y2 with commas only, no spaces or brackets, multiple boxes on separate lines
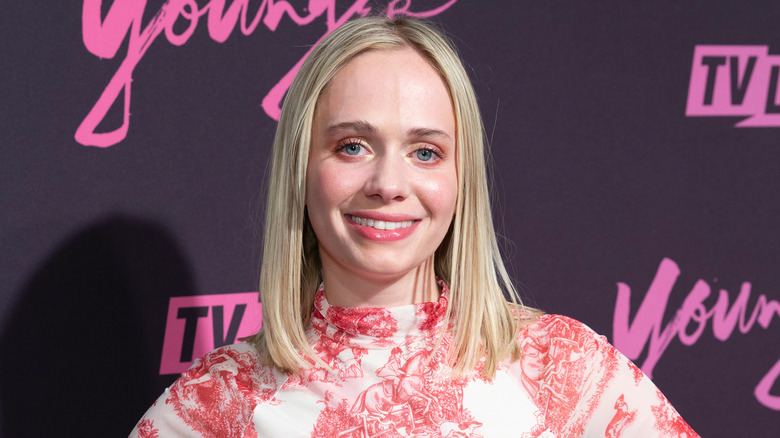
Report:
349,215,415,230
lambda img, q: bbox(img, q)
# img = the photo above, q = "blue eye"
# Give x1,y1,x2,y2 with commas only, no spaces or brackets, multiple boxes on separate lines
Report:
343,143,362,155
416,148,434,161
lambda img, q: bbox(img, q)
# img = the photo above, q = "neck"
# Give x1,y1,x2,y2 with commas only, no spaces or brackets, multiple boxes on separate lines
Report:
320,256,440,307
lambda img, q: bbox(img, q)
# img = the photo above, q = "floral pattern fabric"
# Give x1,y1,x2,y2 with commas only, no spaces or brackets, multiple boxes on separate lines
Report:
131,282,698,437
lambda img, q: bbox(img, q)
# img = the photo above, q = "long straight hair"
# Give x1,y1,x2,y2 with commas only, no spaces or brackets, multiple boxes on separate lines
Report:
245,16,539,379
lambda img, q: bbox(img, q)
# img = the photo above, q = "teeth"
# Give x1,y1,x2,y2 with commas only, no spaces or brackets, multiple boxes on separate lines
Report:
350,215,414,230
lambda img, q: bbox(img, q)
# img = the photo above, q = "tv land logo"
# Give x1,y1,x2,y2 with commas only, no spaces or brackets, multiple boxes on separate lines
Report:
160,292,261,374
686,45,780,126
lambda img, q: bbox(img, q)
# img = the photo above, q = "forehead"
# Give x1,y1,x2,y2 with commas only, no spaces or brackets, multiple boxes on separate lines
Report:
313,47,455,137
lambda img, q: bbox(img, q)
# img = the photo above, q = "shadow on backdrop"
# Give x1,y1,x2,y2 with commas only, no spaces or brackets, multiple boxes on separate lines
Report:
0,216,192,437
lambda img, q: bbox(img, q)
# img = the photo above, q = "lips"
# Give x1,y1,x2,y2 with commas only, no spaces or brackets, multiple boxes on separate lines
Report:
349,215,415,230
346,213,419,242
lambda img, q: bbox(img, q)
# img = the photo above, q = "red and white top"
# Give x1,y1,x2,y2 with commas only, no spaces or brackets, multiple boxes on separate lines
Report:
131,282,698,437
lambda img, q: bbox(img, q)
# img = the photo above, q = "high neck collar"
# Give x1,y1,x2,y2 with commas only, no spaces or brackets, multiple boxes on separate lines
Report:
310,278,449,349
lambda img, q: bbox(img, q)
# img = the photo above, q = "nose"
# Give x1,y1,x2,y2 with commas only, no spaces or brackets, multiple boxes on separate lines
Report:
363,153,410,202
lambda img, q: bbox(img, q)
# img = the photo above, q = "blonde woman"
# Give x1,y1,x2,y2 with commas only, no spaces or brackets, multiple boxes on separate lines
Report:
132,17,698,438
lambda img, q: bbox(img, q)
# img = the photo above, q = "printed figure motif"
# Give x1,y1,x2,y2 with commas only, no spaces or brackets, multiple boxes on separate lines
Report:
350,350,442,435
135,419,159,438
166,347,274,437
307,336,367,383
605,395,635,437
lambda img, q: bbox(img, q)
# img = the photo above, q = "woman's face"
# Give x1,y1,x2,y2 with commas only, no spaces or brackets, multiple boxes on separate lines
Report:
306,47,457,285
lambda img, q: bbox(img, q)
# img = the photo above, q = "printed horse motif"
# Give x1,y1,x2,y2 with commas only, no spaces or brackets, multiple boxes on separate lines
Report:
346,350,444,436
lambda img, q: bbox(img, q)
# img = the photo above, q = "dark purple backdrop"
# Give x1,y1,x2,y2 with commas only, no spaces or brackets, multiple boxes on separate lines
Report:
2,1,779,436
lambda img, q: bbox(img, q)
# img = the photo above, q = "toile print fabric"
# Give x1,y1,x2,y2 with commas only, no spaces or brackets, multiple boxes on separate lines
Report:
131,281,698,438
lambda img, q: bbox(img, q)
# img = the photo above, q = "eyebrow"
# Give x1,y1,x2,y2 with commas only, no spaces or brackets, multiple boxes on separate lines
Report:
325,121,452,142
406,127,452,142
325,120,377,135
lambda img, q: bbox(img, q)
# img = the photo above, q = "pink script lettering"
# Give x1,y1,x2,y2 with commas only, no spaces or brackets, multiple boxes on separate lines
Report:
613,257,780,410
78,0,459,147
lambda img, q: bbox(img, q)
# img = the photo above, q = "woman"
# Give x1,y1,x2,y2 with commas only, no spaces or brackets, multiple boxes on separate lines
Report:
131,16,698,437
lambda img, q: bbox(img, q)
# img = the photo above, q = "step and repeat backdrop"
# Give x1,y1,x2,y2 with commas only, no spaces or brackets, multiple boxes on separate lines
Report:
2,1,779,436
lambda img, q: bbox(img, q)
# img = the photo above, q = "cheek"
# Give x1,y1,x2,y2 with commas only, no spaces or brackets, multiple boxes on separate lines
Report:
419,172,458,218
306,163,360,214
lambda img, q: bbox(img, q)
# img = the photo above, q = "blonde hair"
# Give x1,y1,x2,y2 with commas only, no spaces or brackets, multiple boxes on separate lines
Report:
246,16,539,379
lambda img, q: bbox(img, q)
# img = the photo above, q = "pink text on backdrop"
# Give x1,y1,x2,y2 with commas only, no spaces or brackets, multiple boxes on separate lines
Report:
78,0,458,147
686,45,780,127
613,258,780,410
160,292,262,374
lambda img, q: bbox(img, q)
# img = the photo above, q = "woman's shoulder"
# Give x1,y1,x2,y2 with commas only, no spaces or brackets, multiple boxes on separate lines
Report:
518,312,606,344
174,342,280,398
186,342,262,373
523,313,601,337
130,343,281,437
513,312,619,373
510,314,699,437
